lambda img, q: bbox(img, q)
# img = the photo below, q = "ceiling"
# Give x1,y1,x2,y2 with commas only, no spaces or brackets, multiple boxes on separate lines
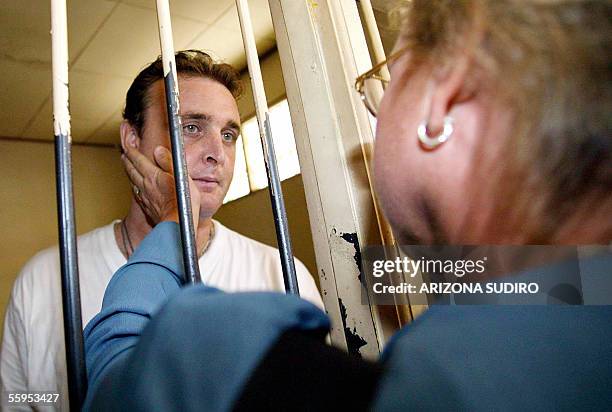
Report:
0,0,402,146
0,0,276,145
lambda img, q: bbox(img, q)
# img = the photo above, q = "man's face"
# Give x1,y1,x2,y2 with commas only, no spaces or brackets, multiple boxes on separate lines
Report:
137,76,240,219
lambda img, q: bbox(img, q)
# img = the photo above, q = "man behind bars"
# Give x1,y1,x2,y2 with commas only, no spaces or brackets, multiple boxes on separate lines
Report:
0,50,322,411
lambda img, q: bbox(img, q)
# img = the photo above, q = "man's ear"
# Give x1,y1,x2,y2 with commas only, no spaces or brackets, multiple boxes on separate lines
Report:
120,121,140,152
426,54,474,135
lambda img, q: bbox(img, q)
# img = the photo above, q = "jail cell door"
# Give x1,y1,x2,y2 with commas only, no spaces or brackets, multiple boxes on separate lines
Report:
269,0,416,358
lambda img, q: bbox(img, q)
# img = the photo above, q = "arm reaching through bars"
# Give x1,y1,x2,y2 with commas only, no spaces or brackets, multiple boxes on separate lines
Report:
82,222,331,411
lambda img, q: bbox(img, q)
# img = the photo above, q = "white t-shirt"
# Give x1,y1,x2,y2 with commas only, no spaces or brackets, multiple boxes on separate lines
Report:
1,220,322,411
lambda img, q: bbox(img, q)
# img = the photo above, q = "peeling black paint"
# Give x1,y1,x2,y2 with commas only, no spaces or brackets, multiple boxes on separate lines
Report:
320,270,327,295
340,232,363,283
338,298,367,358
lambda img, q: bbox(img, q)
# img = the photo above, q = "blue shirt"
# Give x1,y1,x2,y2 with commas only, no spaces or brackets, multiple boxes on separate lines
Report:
83,222,330,411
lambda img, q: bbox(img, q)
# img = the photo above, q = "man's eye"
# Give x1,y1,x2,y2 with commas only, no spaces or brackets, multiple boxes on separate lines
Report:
183,124,200,134
222,131,237,143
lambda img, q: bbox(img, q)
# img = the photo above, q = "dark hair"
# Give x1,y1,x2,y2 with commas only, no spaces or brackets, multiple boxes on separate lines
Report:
123,50,243,134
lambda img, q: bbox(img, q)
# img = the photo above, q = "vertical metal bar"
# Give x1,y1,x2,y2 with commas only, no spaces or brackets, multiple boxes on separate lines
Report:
358,0,414,327
357,0,390,80
236,0,299,295
267,0,387,357
50,0,87,407
155,0,201,284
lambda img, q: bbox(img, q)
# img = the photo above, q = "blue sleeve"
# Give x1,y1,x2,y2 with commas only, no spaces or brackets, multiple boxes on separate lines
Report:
83,222,203,393
83,221,331,411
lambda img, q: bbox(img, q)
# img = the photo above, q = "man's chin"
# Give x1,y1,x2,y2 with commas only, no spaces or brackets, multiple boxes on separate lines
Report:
198,198,225,221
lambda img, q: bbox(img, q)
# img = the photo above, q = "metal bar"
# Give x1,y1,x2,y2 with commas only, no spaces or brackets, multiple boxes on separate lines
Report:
50,0,87,407
236,0,299,295
155,0,201,284
268,0,395,357
356,0,414,327
357,0,390,79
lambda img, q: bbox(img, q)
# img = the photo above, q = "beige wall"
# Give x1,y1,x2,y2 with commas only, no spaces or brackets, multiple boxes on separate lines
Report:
0,141,132,335
215,174,317,280
0,49,318,336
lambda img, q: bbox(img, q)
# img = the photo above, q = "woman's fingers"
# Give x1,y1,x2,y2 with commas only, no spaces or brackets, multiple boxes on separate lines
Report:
122,145,180,224
121,154,152,212
125,145,158,178
124,146,172,195
122,145,201,227
122,153,144,191
152,145,201,226
122,148,154,209
154,146,173,173
153,146,176,192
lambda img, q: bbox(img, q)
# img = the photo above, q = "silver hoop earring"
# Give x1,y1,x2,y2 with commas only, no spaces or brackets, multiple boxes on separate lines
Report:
417,116,454,149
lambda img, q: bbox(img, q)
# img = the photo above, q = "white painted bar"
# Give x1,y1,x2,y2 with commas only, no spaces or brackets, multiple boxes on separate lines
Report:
51,0,87,407
236,0,300,294
51,0,70,138
358,0,390,79
155,0,178,78
155,0,202,284
236,0,270,134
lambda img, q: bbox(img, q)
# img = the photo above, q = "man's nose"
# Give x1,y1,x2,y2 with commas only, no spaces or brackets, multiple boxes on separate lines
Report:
197,130,225,166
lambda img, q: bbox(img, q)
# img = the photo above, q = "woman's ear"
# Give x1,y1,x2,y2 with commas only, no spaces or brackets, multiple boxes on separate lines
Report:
426,54,474,135
120,121,140,152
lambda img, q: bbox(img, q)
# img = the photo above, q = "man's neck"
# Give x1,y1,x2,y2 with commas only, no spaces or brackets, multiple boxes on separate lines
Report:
115,199,214,258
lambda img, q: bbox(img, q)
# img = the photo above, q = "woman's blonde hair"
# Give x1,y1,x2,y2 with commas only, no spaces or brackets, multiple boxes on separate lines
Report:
402,0,611,243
